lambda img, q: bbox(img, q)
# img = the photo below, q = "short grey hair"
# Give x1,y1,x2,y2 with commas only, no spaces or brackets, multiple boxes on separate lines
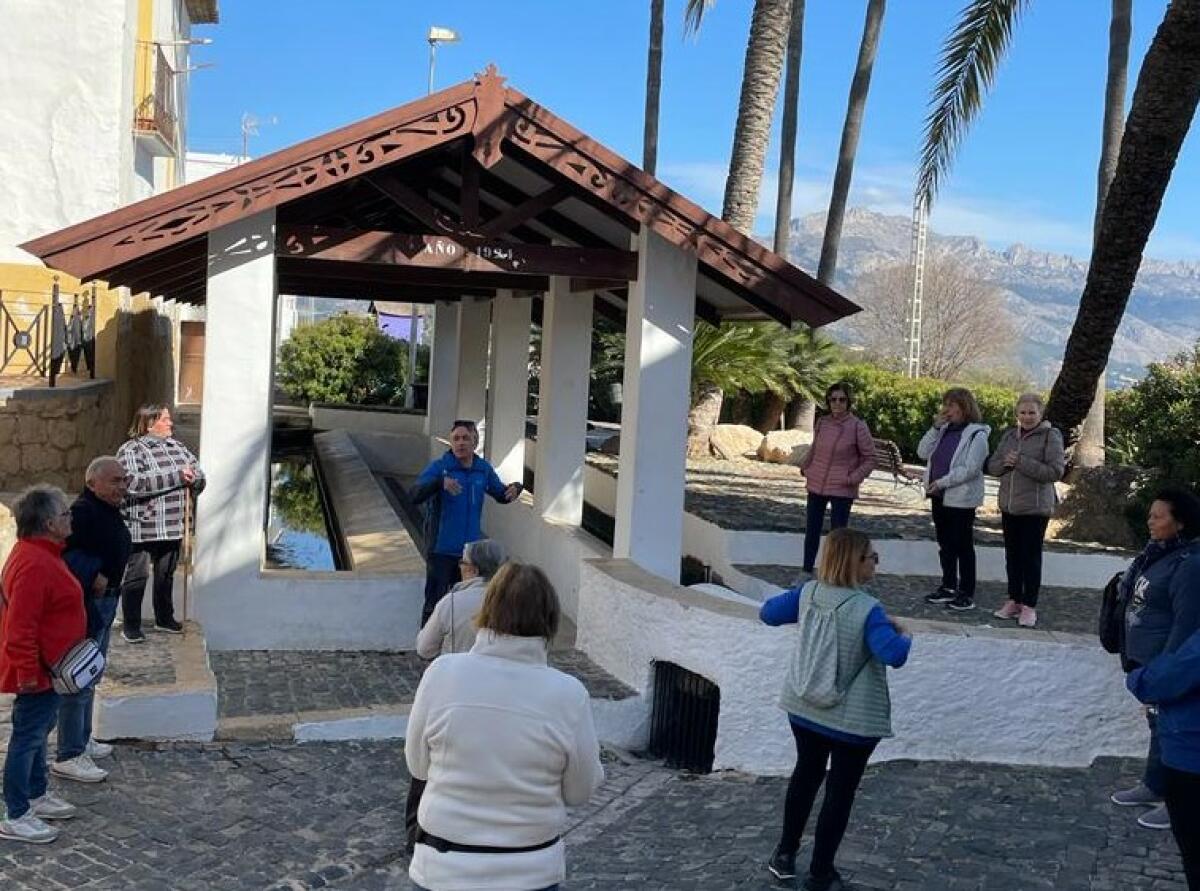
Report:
1016,392,1045,411
85,455,123,483
462,539,507,579
14,484,69,539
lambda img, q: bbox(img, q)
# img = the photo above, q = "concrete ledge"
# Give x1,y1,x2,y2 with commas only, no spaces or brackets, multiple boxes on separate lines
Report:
0,377,113,401
576,558,1146,775
313,429,424,573
310,403,427,438
94,621,218,742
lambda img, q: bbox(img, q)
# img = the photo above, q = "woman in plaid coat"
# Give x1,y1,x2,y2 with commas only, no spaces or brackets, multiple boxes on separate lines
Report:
116,405,205,643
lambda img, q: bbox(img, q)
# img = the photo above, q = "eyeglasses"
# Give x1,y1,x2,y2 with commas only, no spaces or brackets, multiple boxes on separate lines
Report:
861,552,880,563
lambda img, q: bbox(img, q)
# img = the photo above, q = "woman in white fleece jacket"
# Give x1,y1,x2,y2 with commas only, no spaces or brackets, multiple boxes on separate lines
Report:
406,562,605,891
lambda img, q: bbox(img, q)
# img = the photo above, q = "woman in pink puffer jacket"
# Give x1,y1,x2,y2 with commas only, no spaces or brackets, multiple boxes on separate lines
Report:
798,382,877,573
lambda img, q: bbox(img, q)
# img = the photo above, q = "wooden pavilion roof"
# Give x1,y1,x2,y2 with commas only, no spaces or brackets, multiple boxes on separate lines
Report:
20,66,858,328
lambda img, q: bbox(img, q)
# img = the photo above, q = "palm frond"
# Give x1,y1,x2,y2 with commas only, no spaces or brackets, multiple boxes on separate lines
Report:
683,0,718,36
916,0,1030,206
691,321,799,398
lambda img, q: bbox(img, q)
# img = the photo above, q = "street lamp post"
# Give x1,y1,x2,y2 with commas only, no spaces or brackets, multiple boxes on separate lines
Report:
408,26,460,409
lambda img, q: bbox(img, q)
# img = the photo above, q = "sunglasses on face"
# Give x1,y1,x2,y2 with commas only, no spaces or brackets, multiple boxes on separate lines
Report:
861,552,880,563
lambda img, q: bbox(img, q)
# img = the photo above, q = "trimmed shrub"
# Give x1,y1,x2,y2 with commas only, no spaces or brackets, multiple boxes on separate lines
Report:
277,314,408,406
833,363,1021,460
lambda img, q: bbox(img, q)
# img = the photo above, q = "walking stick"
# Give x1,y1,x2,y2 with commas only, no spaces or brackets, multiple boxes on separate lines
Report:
181,489,194,636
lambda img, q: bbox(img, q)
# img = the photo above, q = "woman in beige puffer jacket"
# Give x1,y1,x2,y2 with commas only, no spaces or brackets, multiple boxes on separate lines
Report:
986,394,1065,627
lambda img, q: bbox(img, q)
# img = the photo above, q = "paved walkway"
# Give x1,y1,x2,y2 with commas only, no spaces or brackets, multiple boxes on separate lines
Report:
741,567,1099,635
0,740,1187,889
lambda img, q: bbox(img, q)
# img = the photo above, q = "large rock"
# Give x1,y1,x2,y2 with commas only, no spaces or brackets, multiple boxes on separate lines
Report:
708,424,763,461
1054,465,1143,550
758,429,813,466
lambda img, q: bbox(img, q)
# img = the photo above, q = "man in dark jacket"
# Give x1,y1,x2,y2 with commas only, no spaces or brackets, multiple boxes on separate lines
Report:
52,456,131,782
410,421,520,625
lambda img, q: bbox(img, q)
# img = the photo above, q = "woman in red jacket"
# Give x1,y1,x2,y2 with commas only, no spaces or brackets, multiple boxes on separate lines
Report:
0,485,86,845
798,383,877,574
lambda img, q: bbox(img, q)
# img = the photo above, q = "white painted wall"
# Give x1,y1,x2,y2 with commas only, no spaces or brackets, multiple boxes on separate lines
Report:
310,404,428,438
485,290,531,484
185,151,245,184
456,298,490,432
576,559,1147,775
426,301,460,451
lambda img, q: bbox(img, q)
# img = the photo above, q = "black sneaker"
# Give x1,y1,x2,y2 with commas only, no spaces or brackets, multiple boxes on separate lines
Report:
767,847,797,881
946,594,976,611
155,619,184,634
122,628,146,644
924,587,956,604
802,871,844,891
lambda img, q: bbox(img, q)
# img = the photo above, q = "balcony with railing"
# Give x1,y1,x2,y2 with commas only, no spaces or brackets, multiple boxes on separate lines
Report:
0,280,96,389
133,42,179,156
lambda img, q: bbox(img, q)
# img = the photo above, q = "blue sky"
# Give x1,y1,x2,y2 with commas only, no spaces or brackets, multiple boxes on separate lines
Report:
188,0,1199,261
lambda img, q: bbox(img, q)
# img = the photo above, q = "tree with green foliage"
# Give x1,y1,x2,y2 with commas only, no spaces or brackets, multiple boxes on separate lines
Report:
276,315,408,406
271,460,326,536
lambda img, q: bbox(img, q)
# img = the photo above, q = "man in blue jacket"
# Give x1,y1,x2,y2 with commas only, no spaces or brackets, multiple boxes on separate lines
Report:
1127,628,1200,888
410,420,521,624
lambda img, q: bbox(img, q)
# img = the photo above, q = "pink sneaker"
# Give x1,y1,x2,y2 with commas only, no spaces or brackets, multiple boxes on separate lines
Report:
992,600,1021,620
1018,606,1038,628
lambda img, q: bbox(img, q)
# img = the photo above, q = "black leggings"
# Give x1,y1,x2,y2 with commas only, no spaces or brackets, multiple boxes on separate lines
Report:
778,722,877,880
120,539,181,631
1000,512,1050,607
1164,766,1200,890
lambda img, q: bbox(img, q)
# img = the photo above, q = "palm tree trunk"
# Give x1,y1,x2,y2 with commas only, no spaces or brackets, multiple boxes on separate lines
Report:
816,0,886,285
1076,0,1133,469
643,0,665,175
757,391,787,433
722,0,793,234
786,397,815,431
773,0,806,254
687,384,724,455
1047,0,1200,445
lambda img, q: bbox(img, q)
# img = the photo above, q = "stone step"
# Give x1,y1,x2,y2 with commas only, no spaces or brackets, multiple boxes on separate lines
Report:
734,565,1100,637
95,620,218,742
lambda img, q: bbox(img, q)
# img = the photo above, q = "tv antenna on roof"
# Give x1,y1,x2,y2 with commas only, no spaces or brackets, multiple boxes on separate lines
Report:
240,112,278,161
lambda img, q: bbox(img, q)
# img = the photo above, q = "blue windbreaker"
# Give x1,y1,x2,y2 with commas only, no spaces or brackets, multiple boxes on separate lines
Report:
1128,627,1200,774
410,451,510,557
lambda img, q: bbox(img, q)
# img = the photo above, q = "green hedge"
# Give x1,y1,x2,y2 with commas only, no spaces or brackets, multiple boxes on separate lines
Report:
833,363,1022,460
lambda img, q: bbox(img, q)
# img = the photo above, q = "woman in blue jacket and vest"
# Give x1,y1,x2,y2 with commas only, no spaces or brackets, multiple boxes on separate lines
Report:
761,528,911,891
410,420,521,625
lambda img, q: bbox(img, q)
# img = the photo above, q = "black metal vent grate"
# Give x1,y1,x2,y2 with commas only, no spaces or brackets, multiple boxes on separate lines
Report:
648,661,719,774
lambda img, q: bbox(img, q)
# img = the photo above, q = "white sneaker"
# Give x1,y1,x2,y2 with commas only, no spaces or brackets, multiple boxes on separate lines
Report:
86,739,114,759
0,811,60,843
30,793,77,821
50,754,108,784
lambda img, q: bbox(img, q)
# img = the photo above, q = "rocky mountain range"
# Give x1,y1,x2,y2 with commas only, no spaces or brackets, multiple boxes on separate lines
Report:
784,209,1200,385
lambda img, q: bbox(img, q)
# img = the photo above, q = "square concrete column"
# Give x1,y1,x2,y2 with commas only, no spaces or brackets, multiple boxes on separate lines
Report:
425,301,460,453
534,276,593,525
613,226,697,581
485,290,532,484
455,298,491,437
193,209,277,612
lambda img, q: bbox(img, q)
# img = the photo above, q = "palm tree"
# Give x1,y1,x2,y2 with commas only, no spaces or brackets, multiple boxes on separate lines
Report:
756,325,838,432
687,322,799,447
816,0,887,285
773,0,806,255
643,0,666,174
918,0,1200,445
687,0,793,234
1076,0,1132,468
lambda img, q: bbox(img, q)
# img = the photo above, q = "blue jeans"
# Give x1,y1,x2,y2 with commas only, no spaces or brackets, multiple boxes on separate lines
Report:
3,690,60,819
803,494,854,572
1144,707,1166,796
57,593,120,761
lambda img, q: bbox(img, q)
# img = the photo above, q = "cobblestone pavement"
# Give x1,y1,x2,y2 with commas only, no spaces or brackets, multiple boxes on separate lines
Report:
105,628,177,687
0,741,1186,889
211,650,635,719
587,455,1131,557
742,567,1099,635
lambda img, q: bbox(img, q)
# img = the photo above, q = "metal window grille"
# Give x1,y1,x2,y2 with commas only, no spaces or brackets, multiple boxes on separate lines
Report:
648,661,719,773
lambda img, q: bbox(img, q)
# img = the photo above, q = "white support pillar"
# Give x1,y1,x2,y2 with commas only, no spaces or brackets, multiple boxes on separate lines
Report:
426,301,461,454
455,298,490,437
534,276,593,525
613,226,697,581
485,289,532,484
193,209,277,615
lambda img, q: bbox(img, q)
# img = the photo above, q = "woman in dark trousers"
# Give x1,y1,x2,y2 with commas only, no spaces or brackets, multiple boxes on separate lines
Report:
1128,626,1200,888
116,405,204,643
1112,489,1200,833
798,382,877,574
917,388,991,612
986,393,1065,628
761,528,911,891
